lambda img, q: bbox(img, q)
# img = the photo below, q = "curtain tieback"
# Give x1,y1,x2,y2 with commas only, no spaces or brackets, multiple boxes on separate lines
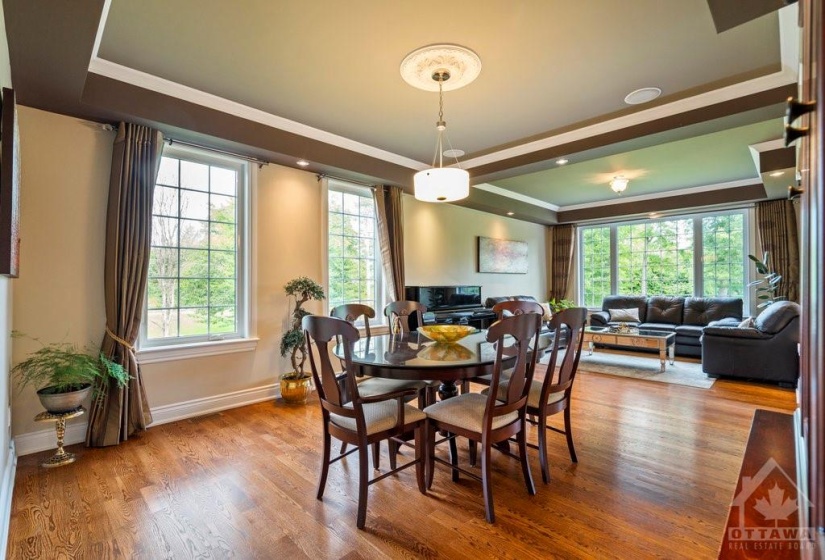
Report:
106,327,135,350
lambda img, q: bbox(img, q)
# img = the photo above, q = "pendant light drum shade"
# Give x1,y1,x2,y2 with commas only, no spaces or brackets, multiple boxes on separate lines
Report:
414,167,470,202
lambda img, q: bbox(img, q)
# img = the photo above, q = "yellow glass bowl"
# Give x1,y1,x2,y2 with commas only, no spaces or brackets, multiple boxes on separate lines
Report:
418,343,474,362
417,324,476,343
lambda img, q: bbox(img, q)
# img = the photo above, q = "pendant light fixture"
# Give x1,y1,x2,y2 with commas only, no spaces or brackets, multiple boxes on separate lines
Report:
400,44,481,203
610,175,629,194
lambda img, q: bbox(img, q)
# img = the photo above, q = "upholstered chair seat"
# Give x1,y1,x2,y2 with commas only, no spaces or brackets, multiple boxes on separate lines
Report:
331,401,427,435
424,393,518,433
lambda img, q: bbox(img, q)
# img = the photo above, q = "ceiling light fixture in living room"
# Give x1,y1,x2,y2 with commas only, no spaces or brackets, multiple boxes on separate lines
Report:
610,175,629,193
401,44,481,202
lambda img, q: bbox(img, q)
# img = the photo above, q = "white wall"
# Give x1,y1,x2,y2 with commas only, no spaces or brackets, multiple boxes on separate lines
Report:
10,108,548,446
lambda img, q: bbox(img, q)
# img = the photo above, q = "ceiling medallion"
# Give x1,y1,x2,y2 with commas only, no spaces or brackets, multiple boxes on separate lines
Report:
400,44,482,92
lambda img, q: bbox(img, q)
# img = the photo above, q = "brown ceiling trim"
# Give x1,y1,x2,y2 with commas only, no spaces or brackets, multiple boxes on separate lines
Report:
470,84,797,182
759,147,797,173
453,190,557,226
558,183,767,223
706,0,787,33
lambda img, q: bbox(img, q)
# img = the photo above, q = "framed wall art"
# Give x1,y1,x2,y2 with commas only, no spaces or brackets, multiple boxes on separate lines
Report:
478,236,528,274
0,87,21,277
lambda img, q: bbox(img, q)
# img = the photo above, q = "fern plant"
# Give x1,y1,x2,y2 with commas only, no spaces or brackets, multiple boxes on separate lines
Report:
748,252,786,309
12,337,130,395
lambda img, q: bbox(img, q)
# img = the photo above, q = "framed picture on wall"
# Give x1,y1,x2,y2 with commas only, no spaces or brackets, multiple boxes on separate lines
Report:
0,87,21,277
478,236,528,274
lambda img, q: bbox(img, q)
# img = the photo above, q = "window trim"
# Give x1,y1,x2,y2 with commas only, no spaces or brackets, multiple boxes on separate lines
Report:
138,144,254,355
323,178,388,326
577,208,750,309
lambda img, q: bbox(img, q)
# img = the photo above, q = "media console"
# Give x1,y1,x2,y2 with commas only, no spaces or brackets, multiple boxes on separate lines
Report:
405,285,497,330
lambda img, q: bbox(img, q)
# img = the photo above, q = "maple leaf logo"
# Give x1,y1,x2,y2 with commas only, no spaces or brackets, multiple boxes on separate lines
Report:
753,483,798,525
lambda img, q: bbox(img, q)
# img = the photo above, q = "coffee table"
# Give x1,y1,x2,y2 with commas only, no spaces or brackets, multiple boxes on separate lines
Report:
583,326,675,373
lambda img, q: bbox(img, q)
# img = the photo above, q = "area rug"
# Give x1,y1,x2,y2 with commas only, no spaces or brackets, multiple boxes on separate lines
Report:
541,349,715,389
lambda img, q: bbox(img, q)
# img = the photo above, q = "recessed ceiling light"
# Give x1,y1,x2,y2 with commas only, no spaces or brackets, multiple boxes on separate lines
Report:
769,171,784,177
555,158,569,165
506,211,515,216
296,160,310,167
624,87,662,105
442,149,465,158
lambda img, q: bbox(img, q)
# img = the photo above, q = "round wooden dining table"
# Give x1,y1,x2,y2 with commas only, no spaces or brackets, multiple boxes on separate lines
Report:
333,330,499,400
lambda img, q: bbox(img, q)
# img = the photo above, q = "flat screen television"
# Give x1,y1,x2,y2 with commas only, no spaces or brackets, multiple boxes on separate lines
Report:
405,285,482,311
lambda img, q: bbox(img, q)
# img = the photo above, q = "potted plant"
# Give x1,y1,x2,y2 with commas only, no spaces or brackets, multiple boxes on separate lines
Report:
279,276,325,404
547,298,576,314
748,252,786,310
12,336,130,413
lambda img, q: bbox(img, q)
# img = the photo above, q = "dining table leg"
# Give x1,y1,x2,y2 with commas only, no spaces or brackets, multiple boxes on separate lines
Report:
437,380,459,401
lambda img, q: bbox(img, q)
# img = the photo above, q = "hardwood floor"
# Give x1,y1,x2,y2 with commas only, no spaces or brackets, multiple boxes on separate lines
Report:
7,368,796,559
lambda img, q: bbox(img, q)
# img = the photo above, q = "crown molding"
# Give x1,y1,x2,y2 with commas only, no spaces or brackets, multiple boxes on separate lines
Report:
472,183,560,212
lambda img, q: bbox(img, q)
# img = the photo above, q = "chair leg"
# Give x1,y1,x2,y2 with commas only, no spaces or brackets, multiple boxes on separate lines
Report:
340,441,347,455
480,436,495,523
517,426,536,496
564,406,578,463
426,421,436,490
414,425,426,494
388,439,398,470
468,440,477,467
460,380,470,394
538,410,550,484
357,443,370,529
317,431,332,500
372,442,381,470
449,433,460,482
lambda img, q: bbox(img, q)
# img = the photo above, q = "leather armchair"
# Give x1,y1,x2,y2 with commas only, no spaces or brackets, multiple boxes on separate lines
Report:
701,301,800,387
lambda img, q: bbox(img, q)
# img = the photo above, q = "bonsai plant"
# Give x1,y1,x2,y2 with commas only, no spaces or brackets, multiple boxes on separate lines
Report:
547,298,576,313
12,335,129,413
748,252,786,309
279,276,325,403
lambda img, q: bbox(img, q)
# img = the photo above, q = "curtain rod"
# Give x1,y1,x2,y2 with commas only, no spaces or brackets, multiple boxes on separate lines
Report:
316,173,377,188
166,138,269,168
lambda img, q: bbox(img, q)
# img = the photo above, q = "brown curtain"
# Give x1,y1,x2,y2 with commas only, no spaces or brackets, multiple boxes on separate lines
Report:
87,123,164,447
374,185,405,302
548,224,576,301
756,199,800,302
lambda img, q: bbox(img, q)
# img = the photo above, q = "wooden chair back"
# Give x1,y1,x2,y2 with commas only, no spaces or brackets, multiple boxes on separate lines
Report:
541,307,587,400
484,313,542,421
330,303,375,337
384,301,427,334
492,300,545,320
303,315,361,417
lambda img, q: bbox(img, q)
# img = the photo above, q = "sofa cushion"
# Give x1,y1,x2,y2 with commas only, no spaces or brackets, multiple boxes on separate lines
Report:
601,296,647,322
608,308,640,322
755,301,800,334
646,296,685,325
683,297,743,326
675,325,704,338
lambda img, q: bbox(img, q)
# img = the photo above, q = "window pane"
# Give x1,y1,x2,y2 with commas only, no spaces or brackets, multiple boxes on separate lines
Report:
580,226,611,308
149,247,178,277
210,167,236,195
157,157,179,187
210,279,235,306
209,306,236,334
702,214,745,297
180,308,209,336
210,194,236,222
152,217,179,247
153,186,179,217
180,219,209,249
147,278,177,309
211,223,235,250
181,161,209,191
180,249,208,277
179,278,208,307
147,309,178,339
210,250,235,278
180,190,210,220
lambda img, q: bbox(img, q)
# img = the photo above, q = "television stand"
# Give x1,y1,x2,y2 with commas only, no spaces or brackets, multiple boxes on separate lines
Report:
426,307,497,330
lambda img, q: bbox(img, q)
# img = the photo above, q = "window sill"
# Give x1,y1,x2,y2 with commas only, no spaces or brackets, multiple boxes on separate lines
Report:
137,338,259,364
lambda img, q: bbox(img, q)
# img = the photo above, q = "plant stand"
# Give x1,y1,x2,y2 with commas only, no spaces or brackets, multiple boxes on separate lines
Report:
34,407,85,468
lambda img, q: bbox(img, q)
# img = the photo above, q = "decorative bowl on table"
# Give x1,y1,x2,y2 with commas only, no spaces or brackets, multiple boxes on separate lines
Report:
418,342,474,362
417,324,477,343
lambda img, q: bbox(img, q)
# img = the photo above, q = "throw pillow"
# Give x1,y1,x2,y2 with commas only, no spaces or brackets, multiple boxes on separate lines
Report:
608,308,640,322
539,302,553,321
738,317,755,328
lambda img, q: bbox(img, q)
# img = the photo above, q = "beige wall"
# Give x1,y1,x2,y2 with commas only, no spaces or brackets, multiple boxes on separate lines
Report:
404,196,547,300
12,107,113,436
11,107,547,440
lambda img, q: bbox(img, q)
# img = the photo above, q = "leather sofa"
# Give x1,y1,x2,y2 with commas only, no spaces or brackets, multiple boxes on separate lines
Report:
589,295,743,357
701,301,800,387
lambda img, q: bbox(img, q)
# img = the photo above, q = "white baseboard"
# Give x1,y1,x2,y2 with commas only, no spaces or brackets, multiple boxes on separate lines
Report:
0,441,17,556
14,383,280,456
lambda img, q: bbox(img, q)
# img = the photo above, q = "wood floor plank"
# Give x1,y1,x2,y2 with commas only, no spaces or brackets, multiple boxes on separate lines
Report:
6,366,796,559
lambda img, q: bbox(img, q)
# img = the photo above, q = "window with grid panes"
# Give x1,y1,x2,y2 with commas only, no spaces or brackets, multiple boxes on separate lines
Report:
142,146,248,346
327,182,384,318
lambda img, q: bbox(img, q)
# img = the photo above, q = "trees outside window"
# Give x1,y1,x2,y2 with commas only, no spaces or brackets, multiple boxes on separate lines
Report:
579,211,746,306
142,147,248,346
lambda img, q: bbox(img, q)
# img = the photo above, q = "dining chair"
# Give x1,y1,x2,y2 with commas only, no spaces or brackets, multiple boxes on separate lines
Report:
489,307,587,483
331,303,429,467
423,312,541,523
303,314,426,529
383,300,427,334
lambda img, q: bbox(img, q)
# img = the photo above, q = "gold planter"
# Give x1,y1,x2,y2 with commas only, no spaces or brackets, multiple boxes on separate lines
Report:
280,376,312,404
